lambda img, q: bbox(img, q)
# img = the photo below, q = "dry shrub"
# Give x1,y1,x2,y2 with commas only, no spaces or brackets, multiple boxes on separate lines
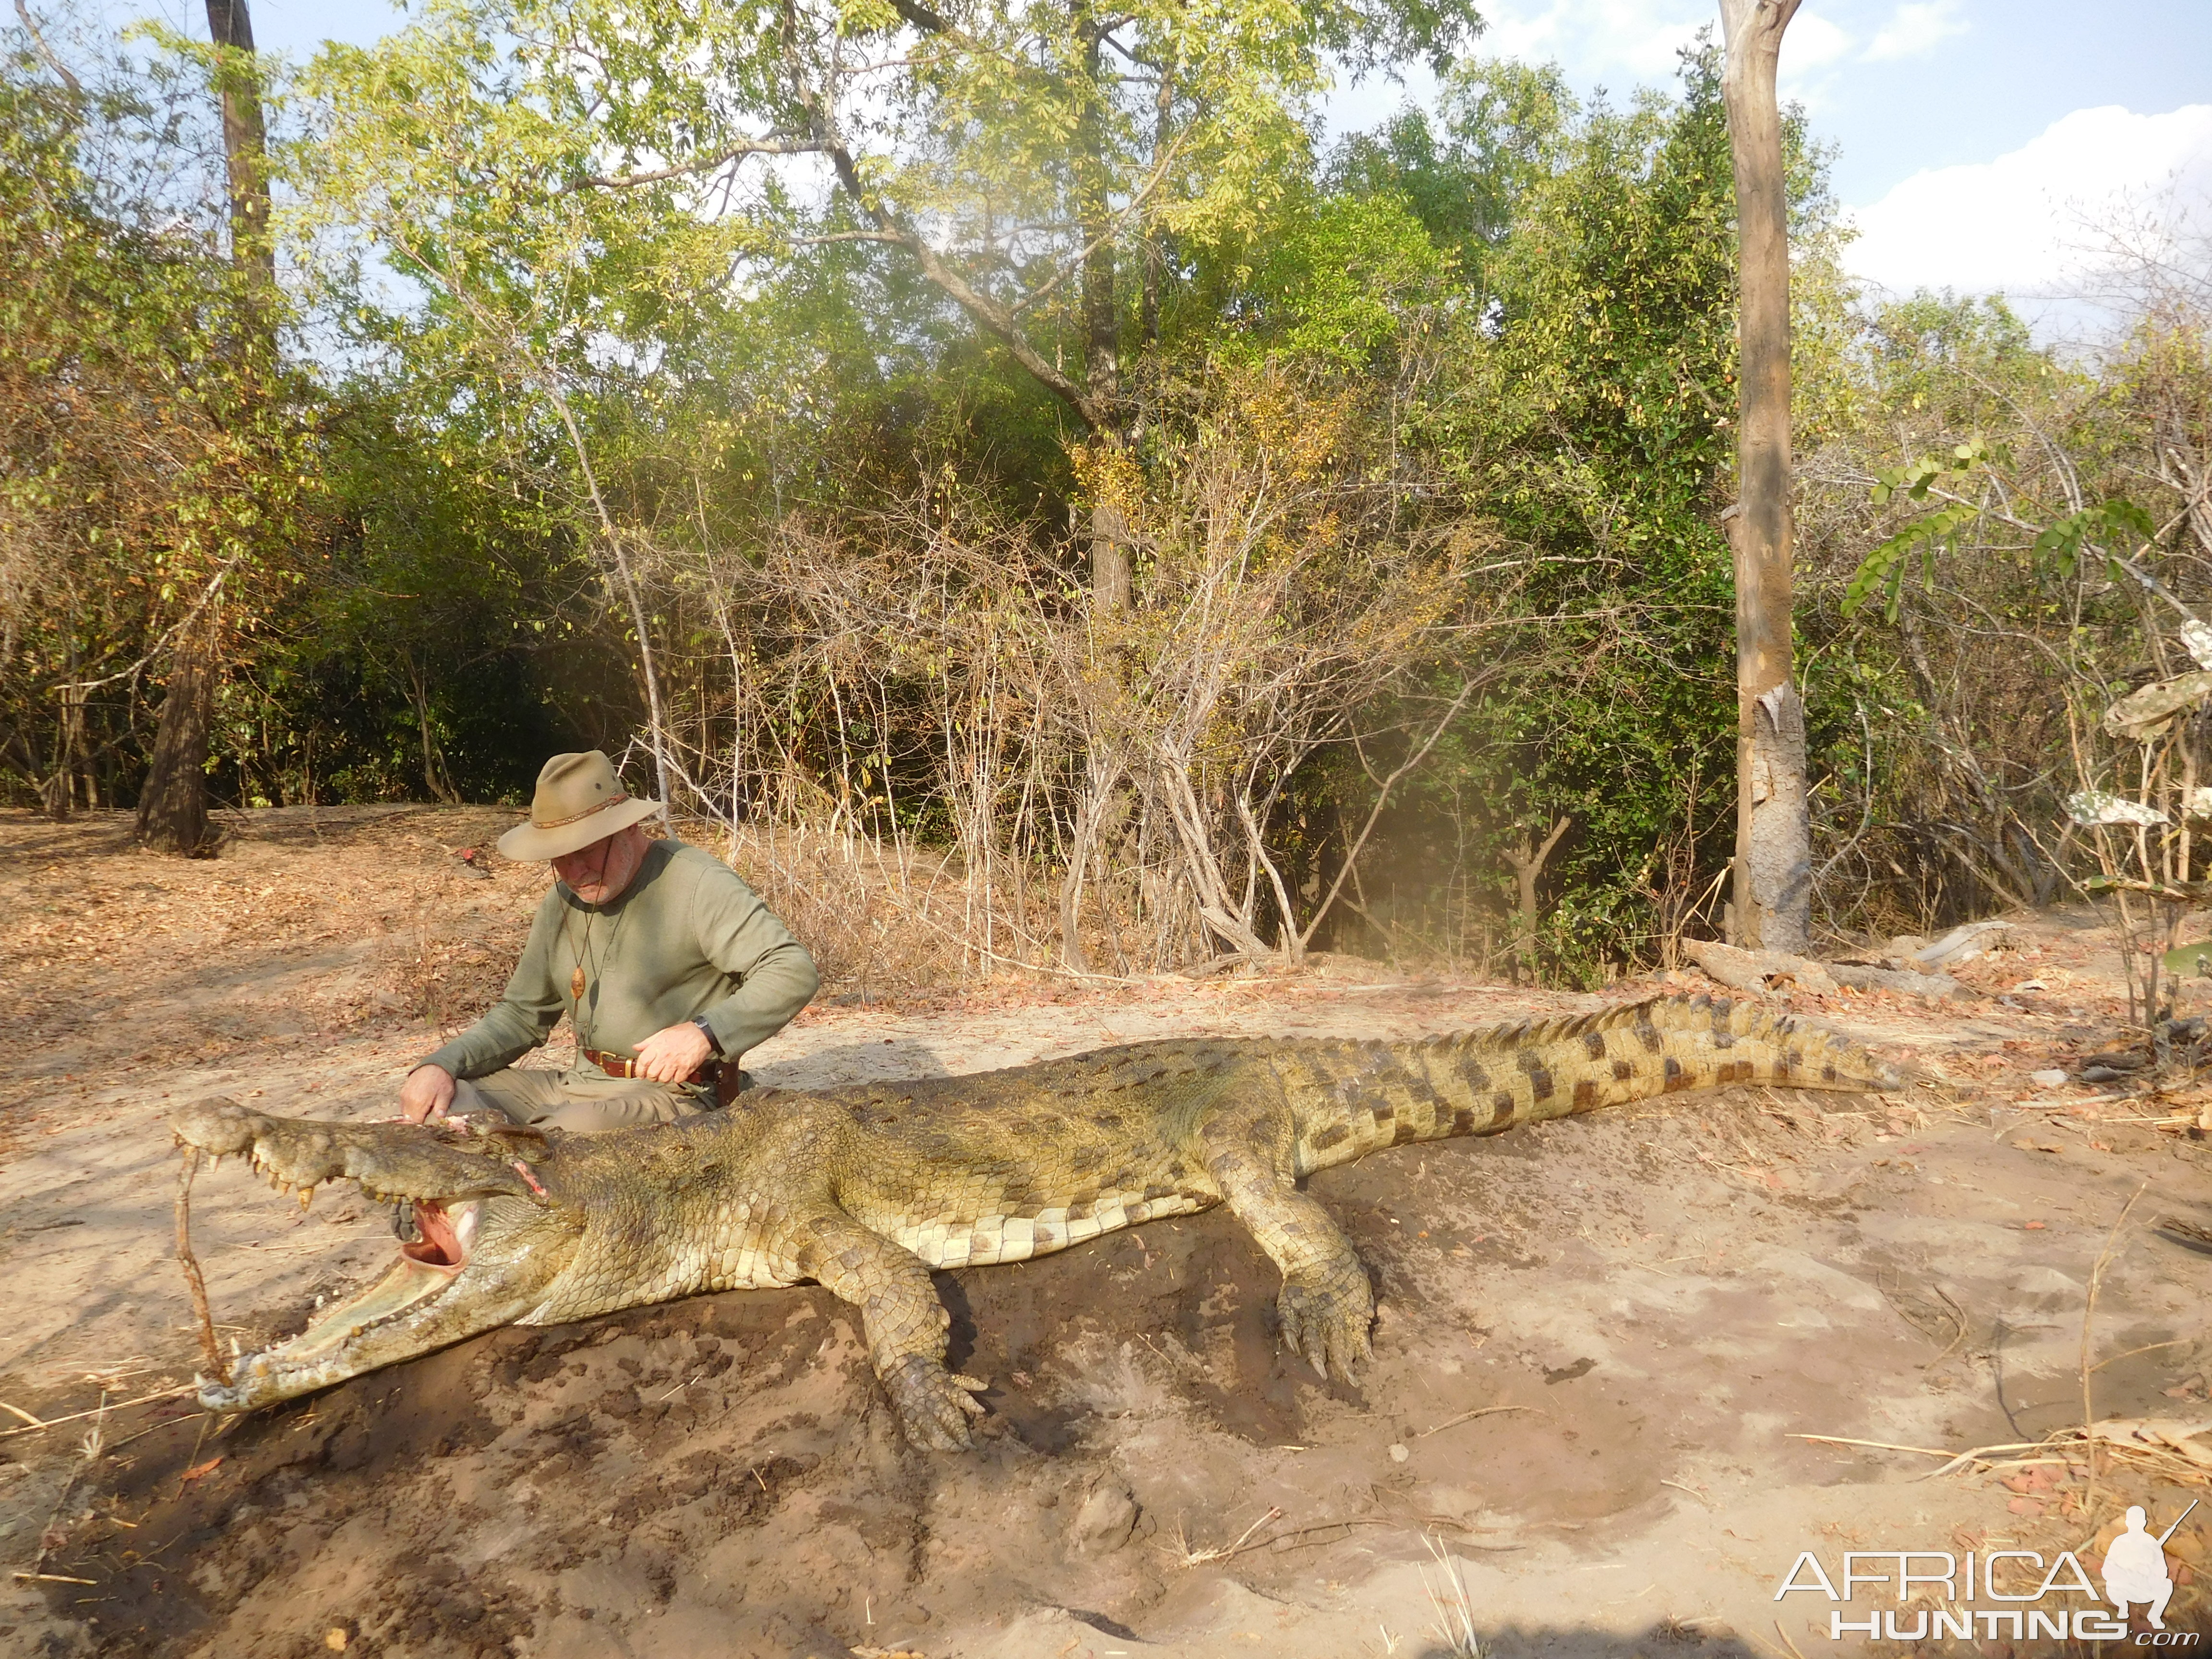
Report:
703,820,1060,993
644,366,1507,981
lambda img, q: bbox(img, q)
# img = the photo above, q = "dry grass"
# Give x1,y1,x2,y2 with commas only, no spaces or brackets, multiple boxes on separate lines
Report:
702,818,1058,994
1419,1534,1485,1658
1166,1505,1285,1569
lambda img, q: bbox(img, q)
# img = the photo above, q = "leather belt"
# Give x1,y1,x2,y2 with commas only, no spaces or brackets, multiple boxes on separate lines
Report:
583,1047,669,1081
582,1047,747,1108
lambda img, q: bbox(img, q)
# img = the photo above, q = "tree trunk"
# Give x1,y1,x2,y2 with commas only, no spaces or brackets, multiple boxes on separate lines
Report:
1719,0,1810,954
1075,18,1129,612
1502,816,1569,982
204,0,273,290
404,655,462,805
42,648,85,820
135,0,270,854
138,626,216,855
1141,68,1170,351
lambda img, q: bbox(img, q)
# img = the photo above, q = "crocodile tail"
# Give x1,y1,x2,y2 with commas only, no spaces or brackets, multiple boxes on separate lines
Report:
1287,993,1900,1176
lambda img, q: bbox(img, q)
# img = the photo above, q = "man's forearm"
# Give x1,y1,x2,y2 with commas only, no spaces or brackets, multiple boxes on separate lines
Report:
698,941,820,1058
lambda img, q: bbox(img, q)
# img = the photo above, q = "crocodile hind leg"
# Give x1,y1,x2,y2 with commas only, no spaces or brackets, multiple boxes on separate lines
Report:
1194,1090,1375,1383
795,1211,987,1451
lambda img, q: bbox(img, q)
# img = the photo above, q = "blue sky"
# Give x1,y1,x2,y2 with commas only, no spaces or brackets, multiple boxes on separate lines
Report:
149,0,2212,307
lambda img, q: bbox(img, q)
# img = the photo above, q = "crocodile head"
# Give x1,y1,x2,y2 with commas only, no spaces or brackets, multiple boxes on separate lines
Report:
171,1099,589,1412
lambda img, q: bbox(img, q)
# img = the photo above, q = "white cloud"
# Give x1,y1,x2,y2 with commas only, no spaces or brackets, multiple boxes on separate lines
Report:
1845,105,2212,297
1862,0,1970,62
1786,13,1855,72
1437,0,1863,107
1481,0,1708,84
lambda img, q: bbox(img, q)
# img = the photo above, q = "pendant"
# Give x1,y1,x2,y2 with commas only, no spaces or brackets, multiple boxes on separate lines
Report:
570,966,587,1000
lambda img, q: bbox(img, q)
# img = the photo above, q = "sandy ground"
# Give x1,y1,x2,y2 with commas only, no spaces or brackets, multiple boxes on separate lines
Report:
4,806,2212,1658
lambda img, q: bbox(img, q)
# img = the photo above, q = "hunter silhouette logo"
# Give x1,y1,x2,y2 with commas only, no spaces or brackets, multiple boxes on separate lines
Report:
2106,1501,2196,1631
1775,1502,2202,1644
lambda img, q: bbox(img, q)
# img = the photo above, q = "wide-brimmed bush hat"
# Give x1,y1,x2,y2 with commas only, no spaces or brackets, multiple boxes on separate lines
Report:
496,751,662,861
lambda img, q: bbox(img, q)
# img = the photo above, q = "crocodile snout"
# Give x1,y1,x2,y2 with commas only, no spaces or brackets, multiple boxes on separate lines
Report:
171,1097,264,1156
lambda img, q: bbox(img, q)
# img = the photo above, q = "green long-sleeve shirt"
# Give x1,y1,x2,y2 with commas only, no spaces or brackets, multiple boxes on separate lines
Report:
416,839,819,1081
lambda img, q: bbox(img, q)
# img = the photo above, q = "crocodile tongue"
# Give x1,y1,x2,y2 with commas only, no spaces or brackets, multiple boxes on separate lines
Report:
402,1200,471,1268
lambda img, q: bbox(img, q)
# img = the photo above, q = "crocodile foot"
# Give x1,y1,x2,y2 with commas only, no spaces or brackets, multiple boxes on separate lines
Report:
881,1354,988,1451
1277,1267,1375,1383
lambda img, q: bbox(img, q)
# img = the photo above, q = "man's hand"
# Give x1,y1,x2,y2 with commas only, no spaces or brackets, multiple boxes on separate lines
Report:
634,1020,714,1084
401,1064,457,1123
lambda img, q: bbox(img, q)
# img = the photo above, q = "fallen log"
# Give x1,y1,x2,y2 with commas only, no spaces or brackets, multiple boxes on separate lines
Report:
1684,939,1964,1000
1683,940,1836,994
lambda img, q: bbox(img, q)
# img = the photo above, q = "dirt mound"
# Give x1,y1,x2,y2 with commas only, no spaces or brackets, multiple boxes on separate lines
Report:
54,1195,1318,1657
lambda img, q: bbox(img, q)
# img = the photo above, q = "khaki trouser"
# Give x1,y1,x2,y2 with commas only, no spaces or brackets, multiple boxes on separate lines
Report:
454,1067,707,1134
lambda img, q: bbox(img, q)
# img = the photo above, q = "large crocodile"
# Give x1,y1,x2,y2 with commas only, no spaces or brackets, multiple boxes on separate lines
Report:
171,993,1899,1449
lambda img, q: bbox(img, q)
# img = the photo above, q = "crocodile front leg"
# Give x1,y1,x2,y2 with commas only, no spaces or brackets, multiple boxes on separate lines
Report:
1197,1094,1376,1383
796,1211,986,1451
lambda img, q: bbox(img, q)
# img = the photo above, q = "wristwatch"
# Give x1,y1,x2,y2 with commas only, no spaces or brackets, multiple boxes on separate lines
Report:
690,1016,724,1056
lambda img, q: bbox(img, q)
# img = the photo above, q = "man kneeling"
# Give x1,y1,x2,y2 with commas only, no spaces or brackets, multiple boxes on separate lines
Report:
400,750,818,1136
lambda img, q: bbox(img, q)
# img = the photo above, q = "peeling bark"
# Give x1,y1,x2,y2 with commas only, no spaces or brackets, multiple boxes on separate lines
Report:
1719,0,1810,953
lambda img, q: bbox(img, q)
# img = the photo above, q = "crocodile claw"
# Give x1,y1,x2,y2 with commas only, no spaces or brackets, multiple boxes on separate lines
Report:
882,1355,988,1452
1277,1273,1375,1384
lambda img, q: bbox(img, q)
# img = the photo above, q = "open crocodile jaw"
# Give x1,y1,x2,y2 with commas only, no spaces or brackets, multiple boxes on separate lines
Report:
198,1200,557,1412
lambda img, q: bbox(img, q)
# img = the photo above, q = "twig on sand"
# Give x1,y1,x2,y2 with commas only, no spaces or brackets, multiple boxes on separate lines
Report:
1921,1442,2048,1479
1418,1404,1533,1438
1772,1619,1813,1659
2092,1338,2195,1372
174,1147,230,1387
0,1387,195,1441
1801,1417,2212,1487
0,1401,46,1428
1790,1433,1960,1459
1793,1432,2056,1479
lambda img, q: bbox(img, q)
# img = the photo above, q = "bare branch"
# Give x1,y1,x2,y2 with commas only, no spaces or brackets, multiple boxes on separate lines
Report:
13,0,82,96
823,142,1106,429
565,137,834,192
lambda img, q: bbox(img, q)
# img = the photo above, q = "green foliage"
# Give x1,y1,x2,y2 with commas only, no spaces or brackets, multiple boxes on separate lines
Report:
0,26,313,808
1839,439,1986,621
32,0,2164,979
2032,498,2156,583
1226,191,1452,371
1340,43,1792,973
1325,59,1571,274
1795,271,2212,935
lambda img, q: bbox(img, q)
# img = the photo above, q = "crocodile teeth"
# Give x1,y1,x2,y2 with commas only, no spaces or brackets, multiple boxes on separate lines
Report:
297,1187,313,1211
